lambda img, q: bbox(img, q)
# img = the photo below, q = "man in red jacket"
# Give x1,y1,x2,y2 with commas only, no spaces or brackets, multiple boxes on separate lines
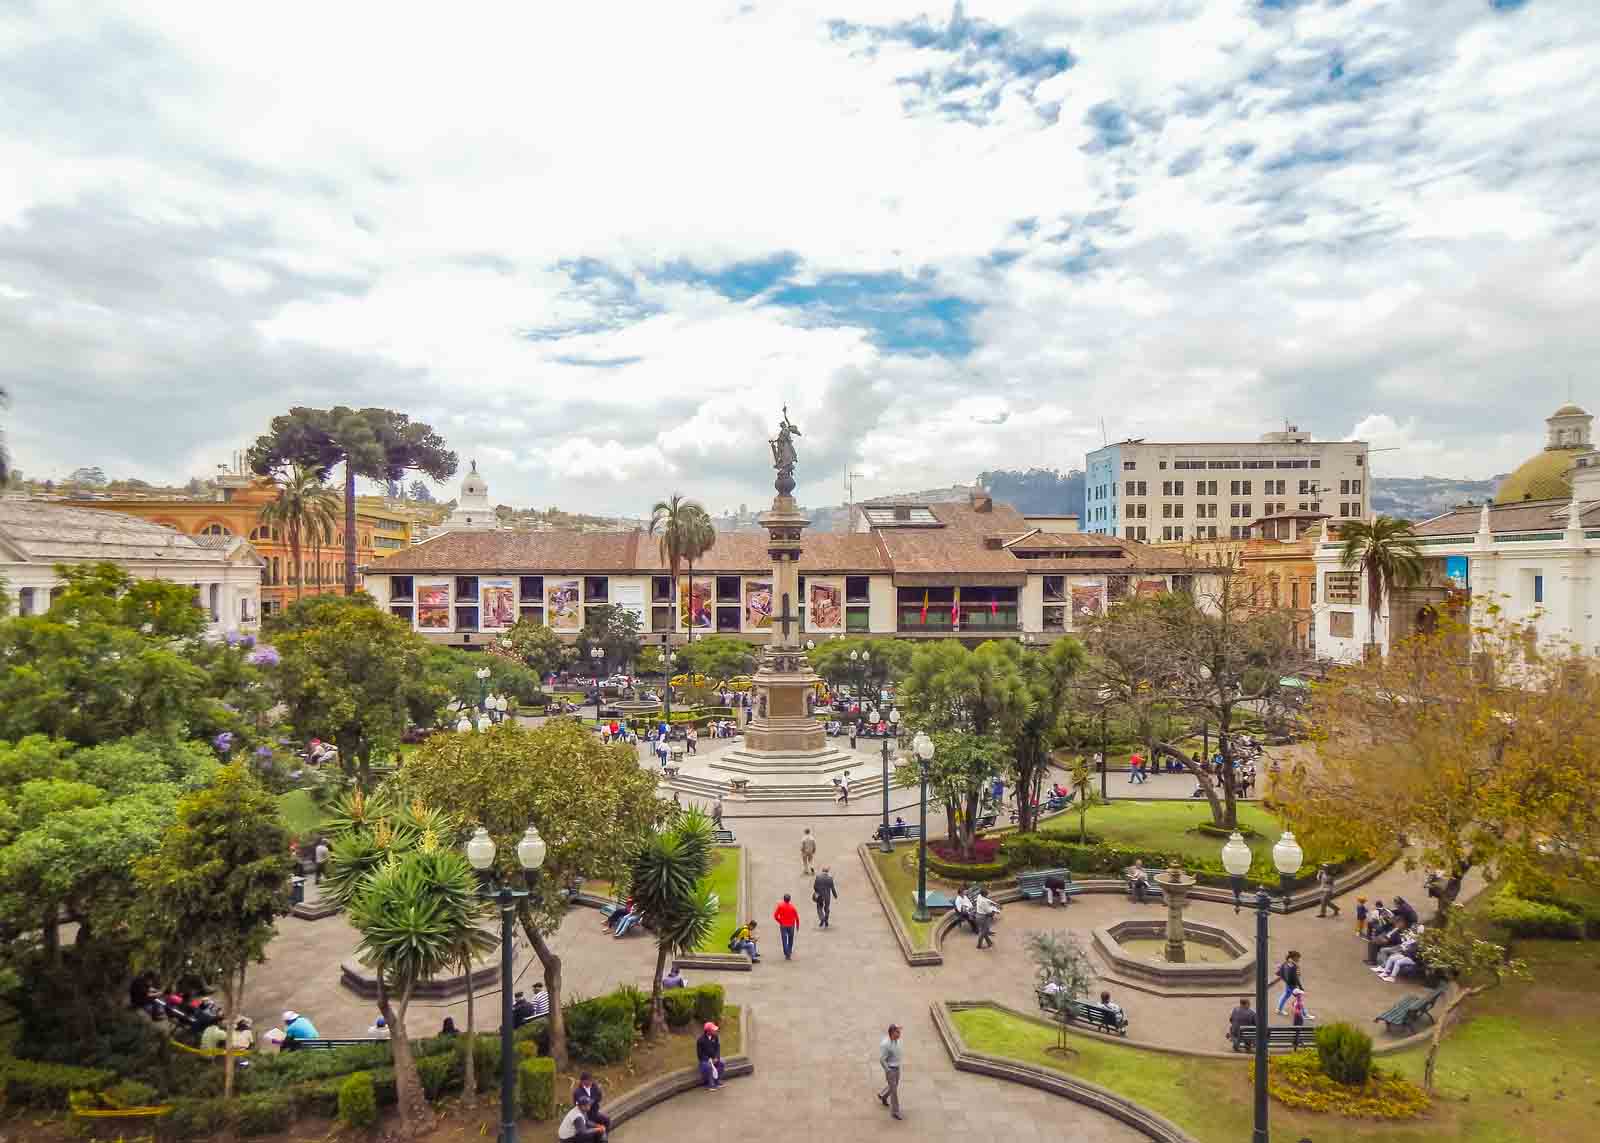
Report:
773,893,801,960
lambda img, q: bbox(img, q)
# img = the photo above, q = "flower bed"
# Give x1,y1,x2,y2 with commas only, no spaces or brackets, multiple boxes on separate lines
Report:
1255,1050,1430,1120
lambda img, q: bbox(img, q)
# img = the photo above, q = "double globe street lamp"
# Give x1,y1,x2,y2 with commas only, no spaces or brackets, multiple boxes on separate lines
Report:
878,707,901,853
465,824,547,1143
1219,828,1304,1143
910,730,937,922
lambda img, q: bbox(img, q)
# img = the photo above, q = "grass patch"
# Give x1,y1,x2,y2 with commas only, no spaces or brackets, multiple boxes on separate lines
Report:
868,846,947,950
952,931,1600,1143
277,788,324,838
697,848,741,953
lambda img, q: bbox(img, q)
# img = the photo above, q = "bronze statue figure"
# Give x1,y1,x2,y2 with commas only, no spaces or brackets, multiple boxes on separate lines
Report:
769,406,802,494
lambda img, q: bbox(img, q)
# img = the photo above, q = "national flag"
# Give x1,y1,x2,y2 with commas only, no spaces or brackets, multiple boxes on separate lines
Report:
990,597,997,616
921,589,929,624
951,598,959,623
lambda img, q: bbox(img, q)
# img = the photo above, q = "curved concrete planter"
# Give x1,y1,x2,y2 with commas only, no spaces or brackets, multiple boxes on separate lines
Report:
932,1001,1201,1143
858,842,944,967
605,1005,756,1125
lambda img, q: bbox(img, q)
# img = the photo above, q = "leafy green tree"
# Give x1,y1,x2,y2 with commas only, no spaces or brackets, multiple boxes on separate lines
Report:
1025,930,1094,1053
1337,515,1423,659
258,464,340,603
648,495,714,641
673,634,756,683
490,618,568,679
996,639,1087,833
806,637,916,693
273,597,446,785
894,730,1009,861
1068,755,1098,843
394,721,663,1066
634,646,666,677
577,603,642,675
249,407,457,595
132,764,291,1096
407,479,434,503
624,809,718,1035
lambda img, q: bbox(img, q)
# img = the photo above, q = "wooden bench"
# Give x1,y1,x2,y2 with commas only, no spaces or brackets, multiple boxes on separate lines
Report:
1034,990,1129,1036
1016,868,1083,905
283,1037,391,1053
1375,986,1446,1033
726,779,751,795
1124,870,1164,902
712,829,737,846
1230,1026,1318,1053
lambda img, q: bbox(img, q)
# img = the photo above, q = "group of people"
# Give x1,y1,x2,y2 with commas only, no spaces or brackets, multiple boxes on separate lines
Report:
951,884,1002,947
601,899,643,938
1358,893,1428,982
723,837,840,966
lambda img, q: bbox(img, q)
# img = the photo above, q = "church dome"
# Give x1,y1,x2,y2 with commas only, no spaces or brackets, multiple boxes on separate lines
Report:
1494,401,1593,503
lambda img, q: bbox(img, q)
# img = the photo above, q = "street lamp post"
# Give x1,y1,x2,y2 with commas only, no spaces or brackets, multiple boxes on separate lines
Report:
590,644,604,678
465,824,548,1143
1100,704,1109,803
475,665,491,710
879,707,900,853
662,647,676,722
1220,828,1304,1143
911,731,935,922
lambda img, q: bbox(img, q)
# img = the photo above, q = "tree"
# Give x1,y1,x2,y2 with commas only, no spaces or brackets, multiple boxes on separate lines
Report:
894,730,1009,861
624,809,719,1035
408,479,435,503
806,637,917,693
649,494,709,641
1416,916,1529,1091
635,646,666,677
394,720,664,1066
1068,754,1098,843
258,464,340,603
248,407,457,596
1024,930,1094,1053
577,604,642,675
673,634,756,684
1337,515,1423,659
998,639,1088,833
272,596,446,786
489,618,568,679
68,465,108,487
1276,613,1600,921
132,764,291,1097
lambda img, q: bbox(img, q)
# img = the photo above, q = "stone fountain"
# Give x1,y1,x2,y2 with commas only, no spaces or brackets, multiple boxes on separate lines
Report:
1091,860,1255,991
1160,860,1198,963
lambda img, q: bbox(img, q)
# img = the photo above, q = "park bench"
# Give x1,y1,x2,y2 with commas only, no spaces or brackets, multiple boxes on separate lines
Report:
975,812,998,831
726,779,751,795
660,764,680,779
1016,868,1082,905
872,823,922,843
711,829,737,846
283,1037,391,1053
1230,1025,1318,1053
1374,986,1447,1033
1042,792,1074,814
599,900,626,921
1034,990,1129,1036
1124,869,1165,903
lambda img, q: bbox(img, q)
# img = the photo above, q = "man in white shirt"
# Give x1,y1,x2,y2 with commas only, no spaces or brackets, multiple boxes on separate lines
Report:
877,1023,904,1121
973,888,1000,949
558,1094,605,1140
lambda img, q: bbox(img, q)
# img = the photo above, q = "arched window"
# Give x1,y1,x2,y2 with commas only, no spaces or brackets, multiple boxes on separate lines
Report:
199,522,232,537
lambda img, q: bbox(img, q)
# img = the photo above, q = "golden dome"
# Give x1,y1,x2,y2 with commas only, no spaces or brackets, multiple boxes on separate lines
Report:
1494,449,1578,504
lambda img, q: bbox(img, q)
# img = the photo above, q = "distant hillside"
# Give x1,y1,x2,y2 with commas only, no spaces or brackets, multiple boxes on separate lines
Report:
977,468,1086,517
1372,475,1503,521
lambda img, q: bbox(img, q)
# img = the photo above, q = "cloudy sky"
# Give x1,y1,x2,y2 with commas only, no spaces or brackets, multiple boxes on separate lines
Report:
3,0,1597,514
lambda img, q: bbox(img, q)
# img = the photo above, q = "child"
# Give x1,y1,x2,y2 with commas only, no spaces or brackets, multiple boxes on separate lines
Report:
1354,896,1369,937
1289,988,1312,1027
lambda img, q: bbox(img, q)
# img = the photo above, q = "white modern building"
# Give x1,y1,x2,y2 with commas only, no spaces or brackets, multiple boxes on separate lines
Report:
1085,429,1369,543
0,500,263,637
1314,402,1600,662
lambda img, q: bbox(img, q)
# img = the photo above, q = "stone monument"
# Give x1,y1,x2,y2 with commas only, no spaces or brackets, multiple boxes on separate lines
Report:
714,408,855,781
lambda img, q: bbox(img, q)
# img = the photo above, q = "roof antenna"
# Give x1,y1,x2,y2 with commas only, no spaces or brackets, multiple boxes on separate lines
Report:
1100,417,1107,446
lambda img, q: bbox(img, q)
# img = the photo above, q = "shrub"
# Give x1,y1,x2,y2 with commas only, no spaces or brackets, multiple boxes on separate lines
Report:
415,1050,463,1101
565,994,635,1065
0,1058,117,1108
518,1056,556,1121
239,1040,394,1090
1488,892,1584,939
927,855,1009,882
930,837,1003,864
615,983,652,1033
234,1091,295,1137
692,983,725,1025
662,990,697,1028
161,1096,230,1141
99,1078,161,1109
338,1071,378,1129
1315,1023,1373,1085
1259,1051,1429,1119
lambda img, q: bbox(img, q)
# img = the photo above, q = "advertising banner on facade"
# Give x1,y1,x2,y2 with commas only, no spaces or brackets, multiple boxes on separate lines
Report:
807,579,844,632
480,578,517,630
745,579,773,628
679,576,713,630
1135,578,1168,599
546,579,581,630
417,581,451,630
1445,556,1469,591
613,582,646,628
1070,583,1105,622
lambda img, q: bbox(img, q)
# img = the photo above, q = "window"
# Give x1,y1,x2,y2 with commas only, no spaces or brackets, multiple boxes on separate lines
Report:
1122,460,1137,470
1043,604,1066,631
651,605,673,632
1161,480,1185,495
1328,610,1355,638
715,605,741,631
1533,573,1544,604
1298,480,1313,495
521,576,544,603
584,576,609,603
1230,479,1249,495
1158,460,1167,470
651,575,673,603
521,605,545,625
1124,527,1136,539
1043,575,1065,602
845,607,870,632
1162,525,1181,541
455,576,478,602
1351,479,1361,494
1125,480,1147,496
897,586,954,630
1128,503,1145,519
18,587,35,615
208,583,220,621
1134,526,1147,541
1310,460,1321,468
455,605,479,631
1196,480,1218,495
390,605,413,622
199,523,232,537
1291,581,1300,608
1310,578,1316,605
844,575,871,604
1339,479,1350,495
1324,571,1359,604
1230,525,1248,539
391,576,414,601
1356,454,1364,467
1173,575,1194,595
1196,503,1217,518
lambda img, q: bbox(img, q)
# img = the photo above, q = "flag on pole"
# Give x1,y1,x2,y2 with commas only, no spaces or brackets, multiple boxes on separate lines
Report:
921,589,929,624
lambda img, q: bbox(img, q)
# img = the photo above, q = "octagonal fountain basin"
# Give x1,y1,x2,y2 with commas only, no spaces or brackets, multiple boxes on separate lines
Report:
1093,919,1254,988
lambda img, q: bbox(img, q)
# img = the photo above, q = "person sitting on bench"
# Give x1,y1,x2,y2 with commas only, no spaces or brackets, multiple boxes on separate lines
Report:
1226,997,1256,1044
1129,860,1151,903
1098,990,1125,1025
1043,872,1069,906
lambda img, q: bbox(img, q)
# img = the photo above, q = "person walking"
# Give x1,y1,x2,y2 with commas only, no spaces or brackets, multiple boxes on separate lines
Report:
836,772,851,805
712,796,724,830
973,886,1000,949
1316,864,1341,918
800,828,817,876
774,894,800,960
1274,951,1304,1015
812,866,838,927
878,1023,904,1121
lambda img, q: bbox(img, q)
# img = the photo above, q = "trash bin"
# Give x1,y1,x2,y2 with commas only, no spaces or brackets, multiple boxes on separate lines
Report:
290,876,306,907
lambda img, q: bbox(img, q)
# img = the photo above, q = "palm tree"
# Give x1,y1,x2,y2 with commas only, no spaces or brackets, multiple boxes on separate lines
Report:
1338,515,1423,659
258,465,339,602
625,809,718,1035
650,495,709,641
680,505,716,643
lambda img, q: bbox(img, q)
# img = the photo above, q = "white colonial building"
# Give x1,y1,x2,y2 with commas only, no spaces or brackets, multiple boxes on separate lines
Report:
0,500,263,638
434,460,503,535
1314,403,1600,661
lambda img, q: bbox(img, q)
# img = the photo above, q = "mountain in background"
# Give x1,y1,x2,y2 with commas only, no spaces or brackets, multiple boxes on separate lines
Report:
1371,475,1504,521
977,468,1087,518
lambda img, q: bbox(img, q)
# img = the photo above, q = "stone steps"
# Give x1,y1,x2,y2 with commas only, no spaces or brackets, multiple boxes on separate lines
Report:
662,771,892,803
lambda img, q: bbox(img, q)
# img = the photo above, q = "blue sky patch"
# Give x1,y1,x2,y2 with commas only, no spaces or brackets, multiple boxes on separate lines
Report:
1083,102,1134,151
653,252,800,302
763,270,979,357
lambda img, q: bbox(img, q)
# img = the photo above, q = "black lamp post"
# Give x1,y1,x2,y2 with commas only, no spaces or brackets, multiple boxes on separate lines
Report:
911,731,935,923
661,646,675,722
465,825,547,1143
1220,828,1304,1143
1099,704,1109,803
879,707,900,853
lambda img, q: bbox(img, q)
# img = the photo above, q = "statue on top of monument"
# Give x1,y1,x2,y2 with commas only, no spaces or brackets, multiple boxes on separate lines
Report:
769,406,802,495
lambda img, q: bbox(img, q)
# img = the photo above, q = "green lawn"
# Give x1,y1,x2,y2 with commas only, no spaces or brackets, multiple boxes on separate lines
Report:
952,935,1600,1143
697,847,742,952
277,788,324,839
868,845,943,949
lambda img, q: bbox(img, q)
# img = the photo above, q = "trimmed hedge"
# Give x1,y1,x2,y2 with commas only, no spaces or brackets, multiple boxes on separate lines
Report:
234,1091,294,1137
1488,892,1584,939
338,1071,378,1129
692,984,725,1026
416,1050,463,1100
662,990,697,1028
161,1096,230,1141
1315,1023,1373,1085
1001,833,1355,888
519,1056,556,1120
566,994,635,1064
0,1057,117,1108
927,854,1009,882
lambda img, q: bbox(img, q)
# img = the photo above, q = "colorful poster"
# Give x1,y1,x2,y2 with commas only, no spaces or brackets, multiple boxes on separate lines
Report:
1445,556,1469,591
480,578,517,630
613,582,646,627
1135,578,1168,599
807,579,843,632
744,579,773,628
679,576,712,630
417,581,451,630
546,579,581,630
1070,584,1105,621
